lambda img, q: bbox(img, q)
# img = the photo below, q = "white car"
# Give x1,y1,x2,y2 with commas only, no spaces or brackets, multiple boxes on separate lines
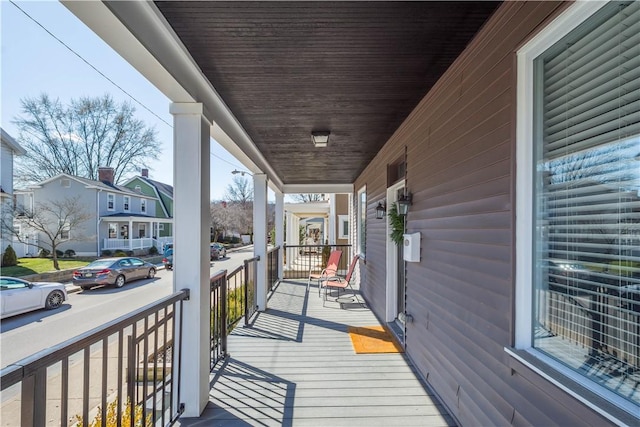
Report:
0,276,67,319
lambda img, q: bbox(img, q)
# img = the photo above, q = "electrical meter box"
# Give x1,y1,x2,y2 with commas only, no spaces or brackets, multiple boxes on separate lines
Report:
403,232,421,262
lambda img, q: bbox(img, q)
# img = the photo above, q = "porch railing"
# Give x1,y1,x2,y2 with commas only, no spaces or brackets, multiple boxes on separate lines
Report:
209,257,261,371
267,245,281,292
244,256,260,325
0,290,190,427
210,271,227,370
283,244,351,279
102,237,155,251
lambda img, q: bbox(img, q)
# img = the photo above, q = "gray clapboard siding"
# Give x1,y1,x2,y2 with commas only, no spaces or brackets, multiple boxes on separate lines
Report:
177,280,454,427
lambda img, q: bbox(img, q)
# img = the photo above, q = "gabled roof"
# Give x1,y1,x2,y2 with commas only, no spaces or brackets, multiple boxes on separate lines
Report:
30,173,156,199
143,177,173,198
123,175,173,217
1,128,26,155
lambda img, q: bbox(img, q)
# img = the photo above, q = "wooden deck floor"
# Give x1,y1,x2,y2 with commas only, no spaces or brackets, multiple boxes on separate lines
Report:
177,280,455,427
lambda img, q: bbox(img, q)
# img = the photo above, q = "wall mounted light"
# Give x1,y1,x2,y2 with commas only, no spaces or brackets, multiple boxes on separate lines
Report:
397,192,412,215
311,131,330,148
375,201,386,219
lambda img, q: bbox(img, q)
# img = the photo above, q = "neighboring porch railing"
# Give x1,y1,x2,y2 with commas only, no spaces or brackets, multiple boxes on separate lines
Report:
102,237,155,251
0,290,190,427
156,237,174,251
283,244,351,279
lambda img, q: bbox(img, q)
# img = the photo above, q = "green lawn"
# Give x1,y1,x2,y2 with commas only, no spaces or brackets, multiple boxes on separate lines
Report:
1,258,94,277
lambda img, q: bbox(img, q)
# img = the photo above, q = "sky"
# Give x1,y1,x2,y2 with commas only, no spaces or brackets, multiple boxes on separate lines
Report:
0,0,251,201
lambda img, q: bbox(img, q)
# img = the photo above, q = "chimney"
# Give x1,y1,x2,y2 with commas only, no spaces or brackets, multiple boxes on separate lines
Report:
142,168,149,178
98,167,115,185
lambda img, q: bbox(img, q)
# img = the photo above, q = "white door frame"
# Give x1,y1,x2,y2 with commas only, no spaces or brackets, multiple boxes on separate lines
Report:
385,179,405,322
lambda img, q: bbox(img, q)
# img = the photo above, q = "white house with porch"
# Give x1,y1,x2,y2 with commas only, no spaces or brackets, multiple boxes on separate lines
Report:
15,167,173,256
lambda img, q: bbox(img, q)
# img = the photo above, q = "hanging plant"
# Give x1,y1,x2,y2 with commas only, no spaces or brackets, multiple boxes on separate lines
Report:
388,202,405,246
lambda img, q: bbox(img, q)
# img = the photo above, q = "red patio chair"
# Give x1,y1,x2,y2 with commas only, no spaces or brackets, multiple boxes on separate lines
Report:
307,249,342,293
322,255,359,306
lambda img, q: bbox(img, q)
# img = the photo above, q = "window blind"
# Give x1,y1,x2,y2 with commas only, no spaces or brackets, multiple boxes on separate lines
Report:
533,1,640,407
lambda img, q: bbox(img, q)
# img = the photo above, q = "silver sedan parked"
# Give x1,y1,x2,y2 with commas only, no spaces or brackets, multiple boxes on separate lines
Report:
0,276,67,319
72,257,156,290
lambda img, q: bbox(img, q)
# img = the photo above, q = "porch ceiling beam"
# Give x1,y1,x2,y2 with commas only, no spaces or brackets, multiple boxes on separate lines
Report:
61,0,285,191
282,183,354,195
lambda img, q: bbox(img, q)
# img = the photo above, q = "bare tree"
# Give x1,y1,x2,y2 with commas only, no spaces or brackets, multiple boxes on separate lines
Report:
224,176,253,207
290,194,325,203
1,196,93,270
210,201,240,242
224,176,254,235
13,93,161,185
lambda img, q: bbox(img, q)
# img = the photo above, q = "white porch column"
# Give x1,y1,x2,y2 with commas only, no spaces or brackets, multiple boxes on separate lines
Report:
328,194,336,245
275,191,284,281
128,219,133,250
253,173,268,311
170,102,211,417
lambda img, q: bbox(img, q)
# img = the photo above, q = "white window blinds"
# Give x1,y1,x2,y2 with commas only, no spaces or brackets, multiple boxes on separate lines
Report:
533,1,640,408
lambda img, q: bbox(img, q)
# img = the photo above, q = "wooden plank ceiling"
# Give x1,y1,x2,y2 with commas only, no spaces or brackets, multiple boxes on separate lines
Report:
154,1,500,186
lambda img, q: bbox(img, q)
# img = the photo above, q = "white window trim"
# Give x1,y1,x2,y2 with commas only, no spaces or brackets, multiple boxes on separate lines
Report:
159,223,165,231
514,0,637,420
140,199,147,213
123,196,130,212
338,215,349,239
107,193,116,211
357,186,366,257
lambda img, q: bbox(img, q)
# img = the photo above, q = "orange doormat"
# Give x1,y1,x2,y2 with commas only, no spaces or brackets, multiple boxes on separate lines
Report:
348,325,404,354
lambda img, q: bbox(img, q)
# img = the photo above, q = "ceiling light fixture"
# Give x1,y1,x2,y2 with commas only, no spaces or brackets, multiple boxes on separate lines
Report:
311,131,330,148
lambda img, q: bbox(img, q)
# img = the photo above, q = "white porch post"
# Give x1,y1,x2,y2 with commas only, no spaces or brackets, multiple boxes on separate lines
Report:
253,173,268,311
328,194,336,245
275,191,284,281
128,219,133,250
170,102,211,417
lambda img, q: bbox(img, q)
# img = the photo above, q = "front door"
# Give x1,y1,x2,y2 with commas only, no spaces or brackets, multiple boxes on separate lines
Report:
386,180,406,333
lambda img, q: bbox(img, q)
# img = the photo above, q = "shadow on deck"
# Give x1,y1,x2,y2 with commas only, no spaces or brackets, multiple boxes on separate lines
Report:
177,280,455,426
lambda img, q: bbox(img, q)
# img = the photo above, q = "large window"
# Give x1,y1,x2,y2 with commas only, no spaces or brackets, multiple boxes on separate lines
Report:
517,1,639,415
107,193,115,211
357,187,366,256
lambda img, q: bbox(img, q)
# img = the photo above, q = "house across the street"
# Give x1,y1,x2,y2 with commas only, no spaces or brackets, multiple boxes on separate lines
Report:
14,167,173,257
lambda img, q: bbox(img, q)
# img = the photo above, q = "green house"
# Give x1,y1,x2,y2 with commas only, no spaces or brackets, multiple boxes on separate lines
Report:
124,169,173,239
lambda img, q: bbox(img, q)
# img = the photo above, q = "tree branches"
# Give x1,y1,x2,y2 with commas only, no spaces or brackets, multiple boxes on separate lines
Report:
13,94,161,185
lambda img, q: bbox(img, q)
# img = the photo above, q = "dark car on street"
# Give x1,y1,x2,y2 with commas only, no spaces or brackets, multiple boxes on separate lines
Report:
211,243,227,258
210,244,220,260
72,257,156,290
163,248,173,270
